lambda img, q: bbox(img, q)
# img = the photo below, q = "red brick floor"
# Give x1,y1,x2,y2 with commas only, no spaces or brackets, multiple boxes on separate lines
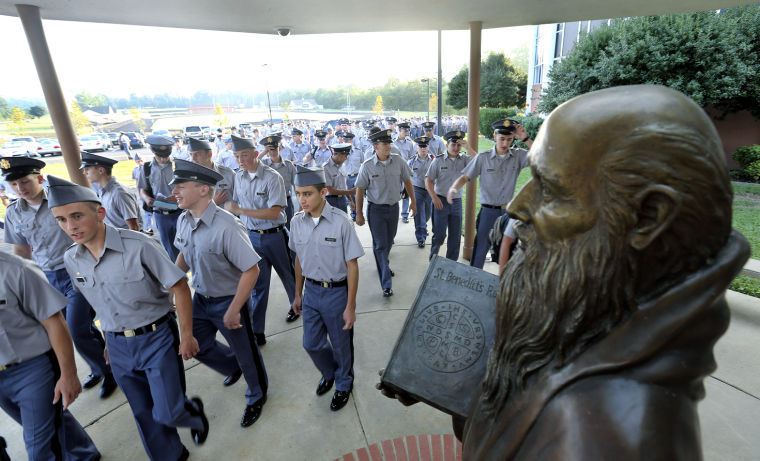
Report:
337,434,461,461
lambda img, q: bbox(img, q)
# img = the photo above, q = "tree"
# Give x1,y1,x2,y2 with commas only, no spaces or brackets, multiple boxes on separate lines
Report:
27,105,47,118
10,107,27,135
213,103,228,127
373,95,384,115
75,91,108,108
446,53,527,110
128,107,146,133
429,92,438,113
69,101,91,134
539,6,760,116
448,67,469,110
0,97,9,119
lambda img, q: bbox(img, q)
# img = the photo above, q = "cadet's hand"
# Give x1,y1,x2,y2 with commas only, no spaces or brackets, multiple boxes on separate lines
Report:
446,187,457,205
375,369,419,406
343,307,356,330
103,346,109,365
514,123,528,141
432,195,444,210
213,189,229,205
145,197,155,208
408,201,417,218
54,371,82,410
164,195,178,203
224,201,239,216
356,213,365,226
178,335,200,360
292,295,302,315
223,308,242,330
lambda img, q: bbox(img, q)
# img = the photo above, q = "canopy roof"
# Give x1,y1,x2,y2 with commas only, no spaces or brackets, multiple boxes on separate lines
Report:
1,0,755,34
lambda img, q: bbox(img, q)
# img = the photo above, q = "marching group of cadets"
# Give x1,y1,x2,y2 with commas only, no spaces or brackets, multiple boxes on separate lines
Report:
0,115,531,460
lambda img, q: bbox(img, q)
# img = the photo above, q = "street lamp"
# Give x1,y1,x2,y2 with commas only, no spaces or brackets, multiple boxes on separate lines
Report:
420,78,430,121
262,63,273,122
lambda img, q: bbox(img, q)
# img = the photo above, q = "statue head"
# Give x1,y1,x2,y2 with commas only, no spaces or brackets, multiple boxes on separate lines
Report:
481,85,733,414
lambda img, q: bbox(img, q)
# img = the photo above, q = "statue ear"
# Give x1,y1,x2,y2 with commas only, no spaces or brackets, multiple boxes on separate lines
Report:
629,185,681,250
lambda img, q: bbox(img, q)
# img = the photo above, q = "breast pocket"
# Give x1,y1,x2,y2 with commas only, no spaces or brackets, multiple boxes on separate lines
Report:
101,270,146,303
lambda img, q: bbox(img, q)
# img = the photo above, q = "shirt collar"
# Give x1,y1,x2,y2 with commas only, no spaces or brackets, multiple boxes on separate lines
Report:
19,189,48,211
490,146,513,159
195,201,217,228
77,223,124,258
102,177,118,192
307,201,335,223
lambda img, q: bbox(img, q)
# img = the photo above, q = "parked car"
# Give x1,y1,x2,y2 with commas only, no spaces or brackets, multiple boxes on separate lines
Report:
183,126,203,142
151,129,171,138
125,132,145,148
91,133,111,151
107,133,120,147
79,135,107,152
1,141,35,157
10,136,38,156
36,138,62,157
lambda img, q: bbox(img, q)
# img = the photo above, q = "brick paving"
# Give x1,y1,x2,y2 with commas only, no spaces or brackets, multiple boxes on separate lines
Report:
337,434,462,461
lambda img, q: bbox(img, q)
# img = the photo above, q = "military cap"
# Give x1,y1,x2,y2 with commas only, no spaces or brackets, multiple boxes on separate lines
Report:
369,129,394,144
231,134,256,151
315,130,327,139
338,118,350,125
259,135,282,147
363,121,375,128
170,159,223,186
415,136,431,147
0,156,45,181
80,152,117,169
398,122,411,130
146,134,174,157
386,117,397,123
491,119,518,135
332,143,352,154
340,131,355,140
223,137,232,143
422,121,436,130
188,137,212,152
444,130,466,142
291,128,303,135
47,175,100,208
294,164,326,187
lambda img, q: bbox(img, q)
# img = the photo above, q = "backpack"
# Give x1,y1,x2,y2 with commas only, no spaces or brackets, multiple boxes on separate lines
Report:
489,214,511,259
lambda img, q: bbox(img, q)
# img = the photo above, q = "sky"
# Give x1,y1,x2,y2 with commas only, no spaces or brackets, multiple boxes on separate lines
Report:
0,15,533,100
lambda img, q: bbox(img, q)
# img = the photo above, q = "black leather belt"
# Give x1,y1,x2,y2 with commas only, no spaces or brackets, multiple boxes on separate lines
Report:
305,277,348,288
250,225,284,234
326,195,340,198
347,173,358,177
481,203,505,209
368,202,394,207
155,208,181,215
413,185,426,191
113,314,170,337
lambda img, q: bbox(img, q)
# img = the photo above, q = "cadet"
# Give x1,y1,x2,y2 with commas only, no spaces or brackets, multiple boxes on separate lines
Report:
259,135,297,227
290,165,364,411
305,130,332,166
446,119,532,268
421,121,446,157
287,128,311,166
393,122,416,161
227,135,299,343
409,136,434,247
187,136,236,207
81,152,140,230
1,157,116,398
343,137,364,221
0,252,100,460
138,134,181,261
355,130,416,297
217,137,240,171
323,143,355,213
49,176,209,461
171,160,269,428
426,131,471,261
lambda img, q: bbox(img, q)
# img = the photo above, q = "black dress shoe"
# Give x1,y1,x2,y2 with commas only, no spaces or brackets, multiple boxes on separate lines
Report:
417,242,425,248
402,217,409,223
241,396,267,427
177,446,190,461
224,368,243,387
285,309,300,323
330,390,351,411
82,374,103,390
189,397,209,445
316,377,334,396
99,373,118,399
255,333,267,346
383,288,393,297
390,269,395,277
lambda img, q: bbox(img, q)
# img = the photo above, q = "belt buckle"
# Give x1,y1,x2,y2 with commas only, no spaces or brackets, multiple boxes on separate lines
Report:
150,324,157,332
124,330,136,338
257,229,265,234
0,365,6,371
321,281,329,288
162,211,170,215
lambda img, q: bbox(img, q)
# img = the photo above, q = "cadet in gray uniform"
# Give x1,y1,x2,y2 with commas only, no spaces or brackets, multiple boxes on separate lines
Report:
426,131,471,261
394,122,416,223
355,129,416,297
288,128,312,166
172,160,269,429
1,157,116,399
187,137,236,207
343,138,364,220
447,119,533,268
323,143,355,213
227,135,299,341
49,176,210,460
259,135,298,227
290,165,364,411
409,136,434,247
421,121,446,157
304,131,333,166
81,152,140,230
0,252,100,460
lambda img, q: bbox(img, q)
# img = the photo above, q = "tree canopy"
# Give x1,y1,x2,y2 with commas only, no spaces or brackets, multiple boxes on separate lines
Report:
446,52,528,110
539,6,760,117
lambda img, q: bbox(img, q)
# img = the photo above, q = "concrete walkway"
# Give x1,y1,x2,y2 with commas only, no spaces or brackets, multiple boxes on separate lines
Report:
1,221,759,460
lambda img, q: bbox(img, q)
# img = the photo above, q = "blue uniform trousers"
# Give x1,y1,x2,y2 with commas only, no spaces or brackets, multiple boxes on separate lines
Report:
193,295,268,404
430,197,462,261
0,353,100,461
470,206,505,268
326,195,347,213
346,175,358,220
367,202,399,290
413,186,432,244
153,210,181,262
44,269,109,378
106,317,204,461
302,283,354,392
247,230,296,334
285,197,294,229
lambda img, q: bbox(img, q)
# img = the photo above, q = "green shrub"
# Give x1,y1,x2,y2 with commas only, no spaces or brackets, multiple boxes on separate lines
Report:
479,107,519,139
745,160,760,181
733,145,760,169
729,169,753,181
730,275,760,298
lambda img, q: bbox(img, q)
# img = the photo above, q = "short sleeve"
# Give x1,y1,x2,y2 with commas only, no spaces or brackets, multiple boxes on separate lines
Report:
140,237,186,288
266,173,287,208
355,163,370,190
2,209,28,245
400,159,412,182
116,189,140,220
503,219,516,239
341,220,365,262
223,221,261,272
16,258,68,321
461,154,482,180
426,159,439,180
136,165,149,190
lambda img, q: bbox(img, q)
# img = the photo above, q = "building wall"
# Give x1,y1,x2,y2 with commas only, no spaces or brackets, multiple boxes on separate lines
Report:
705,106,760,170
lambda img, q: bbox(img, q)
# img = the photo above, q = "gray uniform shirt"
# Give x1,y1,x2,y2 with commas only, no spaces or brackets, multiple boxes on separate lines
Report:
288,141,312,165
288,203,364,282
409,154,434,189
355,153,412,205
99,177,139,229
461,146,529,206
4,191,72,271
323,157,347,191
393,137,416,161
64,225,186,332
344,147,364,176
262,157,296,196
174,201,261,297
426,154,471,198
426,136,447,157
137,159,174,199
232,163,287,230
313,147,332,166
0,252,68,365
212,162,236,203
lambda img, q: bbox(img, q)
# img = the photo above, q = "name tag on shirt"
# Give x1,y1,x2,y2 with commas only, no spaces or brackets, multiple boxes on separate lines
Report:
176,237,184,244
0,299,6,305
325,237,337,242
371,174,379,178
256,192,266,196
15,223,29,231
487,168,496,172
441,167,448,170
218,183,229,188
75,276,87,284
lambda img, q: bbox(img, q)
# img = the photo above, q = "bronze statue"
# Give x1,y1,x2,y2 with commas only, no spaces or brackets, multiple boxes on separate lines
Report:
382,85,750,460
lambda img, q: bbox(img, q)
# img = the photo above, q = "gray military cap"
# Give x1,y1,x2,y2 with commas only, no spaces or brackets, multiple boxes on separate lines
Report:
188,137,212,152
47,175,101,208
80,152,117,169
231,135,256,151
146,134,174,157
170,159,223,186
294,164,326,187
